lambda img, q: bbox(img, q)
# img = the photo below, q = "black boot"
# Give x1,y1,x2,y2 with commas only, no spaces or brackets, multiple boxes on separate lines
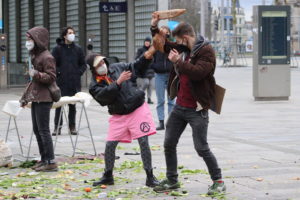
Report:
156,120,164,131
69,125,78,135
92,170,114,186
52,127,61,136
145,169,160,187
147,98,154,104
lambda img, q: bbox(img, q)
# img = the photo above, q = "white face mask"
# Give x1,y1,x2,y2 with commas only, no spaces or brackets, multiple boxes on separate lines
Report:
25,41,34,51
96,63,108,75
67,34,75,42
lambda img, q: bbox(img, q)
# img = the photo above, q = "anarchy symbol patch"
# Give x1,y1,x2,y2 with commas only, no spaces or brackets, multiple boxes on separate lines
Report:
140,122,150,133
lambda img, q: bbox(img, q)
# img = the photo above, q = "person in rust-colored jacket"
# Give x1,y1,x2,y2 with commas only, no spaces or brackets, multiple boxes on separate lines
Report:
20,27,58,172
150,14,226,195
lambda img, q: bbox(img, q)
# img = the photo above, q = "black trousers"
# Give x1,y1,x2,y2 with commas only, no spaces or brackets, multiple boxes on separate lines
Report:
31,102,54,162
164,105,222,183
54,104,76,128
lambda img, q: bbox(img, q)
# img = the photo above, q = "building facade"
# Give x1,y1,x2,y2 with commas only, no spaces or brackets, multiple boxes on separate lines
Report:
1,0,163,88
212,0,247,53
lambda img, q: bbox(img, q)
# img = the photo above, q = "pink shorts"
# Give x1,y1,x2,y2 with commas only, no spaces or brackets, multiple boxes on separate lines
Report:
107,102,156,143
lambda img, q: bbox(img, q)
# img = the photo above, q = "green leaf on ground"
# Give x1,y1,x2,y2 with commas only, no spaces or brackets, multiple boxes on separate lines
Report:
181,169,208,175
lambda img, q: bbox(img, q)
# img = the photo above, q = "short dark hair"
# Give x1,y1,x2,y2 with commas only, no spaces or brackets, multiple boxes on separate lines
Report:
172,22,195,38
61,26,75,39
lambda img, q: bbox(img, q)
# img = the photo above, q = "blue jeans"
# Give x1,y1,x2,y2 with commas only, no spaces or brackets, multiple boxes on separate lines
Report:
155,73,175,121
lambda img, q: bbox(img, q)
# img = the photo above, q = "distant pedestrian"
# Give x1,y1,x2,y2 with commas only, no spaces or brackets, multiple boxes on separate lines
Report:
151,13,226,195
20,27,58,172
51,26,86,136
87,48,159,188
150,26,175,130
135,37,155,104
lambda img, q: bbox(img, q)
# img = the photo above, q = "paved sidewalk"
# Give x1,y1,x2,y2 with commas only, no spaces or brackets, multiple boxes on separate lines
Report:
0,66,300,199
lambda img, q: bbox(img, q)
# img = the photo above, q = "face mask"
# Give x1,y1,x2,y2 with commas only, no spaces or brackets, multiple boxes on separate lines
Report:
176,44,191,53
67,34,75,42
96,63,108,75
25,41,34,51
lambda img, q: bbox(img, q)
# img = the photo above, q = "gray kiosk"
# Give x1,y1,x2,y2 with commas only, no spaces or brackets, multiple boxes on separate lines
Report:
253,6,291,101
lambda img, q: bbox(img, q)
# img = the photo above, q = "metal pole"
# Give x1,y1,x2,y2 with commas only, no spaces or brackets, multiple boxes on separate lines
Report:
226,0,230,51
233,0,238,66
298,17,300,53
201,0,206,37
220,0,225,53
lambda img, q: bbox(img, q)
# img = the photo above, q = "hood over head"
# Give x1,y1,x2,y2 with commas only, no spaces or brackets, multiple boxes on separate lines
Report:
26,27,49,52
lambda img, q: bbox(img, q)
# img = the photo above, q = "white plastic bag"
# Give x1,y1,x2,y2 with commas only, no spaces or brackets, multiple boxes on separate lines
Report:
2,100,23,117
0,139,13,167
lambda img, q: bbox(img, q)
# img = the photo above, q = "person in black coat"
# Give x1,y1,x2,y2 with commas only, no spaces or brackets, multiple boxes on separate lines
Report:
87,51,160,188
135,37,155,104
51,26,86,135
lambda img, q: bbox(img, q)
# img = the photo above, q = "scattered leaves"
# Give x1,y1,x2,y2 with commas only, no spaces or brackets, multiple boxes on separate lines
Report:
19,160,37,168
180,169,208,175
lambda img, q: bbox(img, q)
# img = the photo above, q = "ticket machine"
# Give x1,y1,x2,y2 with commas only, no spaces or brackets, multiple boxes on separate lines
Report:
253,6,291,100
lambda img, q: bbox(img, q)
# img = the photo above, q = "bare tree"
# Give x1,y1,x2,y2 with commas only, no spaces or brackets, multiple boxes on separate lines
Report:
169,0,201,35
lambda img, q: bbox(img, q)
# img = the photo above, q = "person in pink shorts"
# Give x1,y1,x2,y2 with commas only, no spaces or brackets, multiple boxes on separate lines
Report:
87,49,160,188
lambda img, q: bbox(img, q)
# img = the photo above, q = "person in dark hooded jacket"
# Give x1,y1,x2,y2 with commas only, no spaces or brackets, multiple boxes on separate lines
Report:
87,48,160,188
51,26,86,136
151,15,226,195
20,27,58,172
135,37,155,104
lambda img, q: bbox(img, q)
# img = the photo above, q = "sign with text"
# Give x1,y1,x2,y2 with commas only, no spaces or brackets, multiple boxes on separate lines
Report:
99,2,127,13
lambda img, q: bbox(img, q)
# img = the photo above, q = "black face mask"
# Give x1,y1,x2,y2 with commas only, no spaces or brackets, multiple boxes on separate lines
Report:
175,44,190,54
166,34,170,39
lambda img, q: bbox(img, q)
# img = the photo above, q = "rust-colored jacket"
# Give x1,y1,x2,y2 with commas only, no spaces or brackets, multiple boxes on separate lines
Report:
20,27,56,105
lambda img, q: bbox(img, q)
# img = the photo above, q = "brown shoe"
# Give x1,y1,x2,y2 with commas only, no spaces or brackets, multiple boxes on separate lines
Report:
35,163,58,172
31,161,44,170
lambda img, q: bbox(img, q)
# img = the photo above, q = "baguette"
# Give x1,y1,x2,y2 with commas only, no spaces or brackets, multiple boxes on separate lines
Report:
154,9,186,20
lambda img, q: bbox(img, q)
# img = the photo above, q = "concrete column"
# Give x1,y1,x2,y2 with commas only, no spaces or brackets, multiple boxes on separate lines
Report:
126,0,135,62
59,0,66,29
28,0,34,28
43,0,49,30
78,0,86,51
100,0,109,57
15,0,21,63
